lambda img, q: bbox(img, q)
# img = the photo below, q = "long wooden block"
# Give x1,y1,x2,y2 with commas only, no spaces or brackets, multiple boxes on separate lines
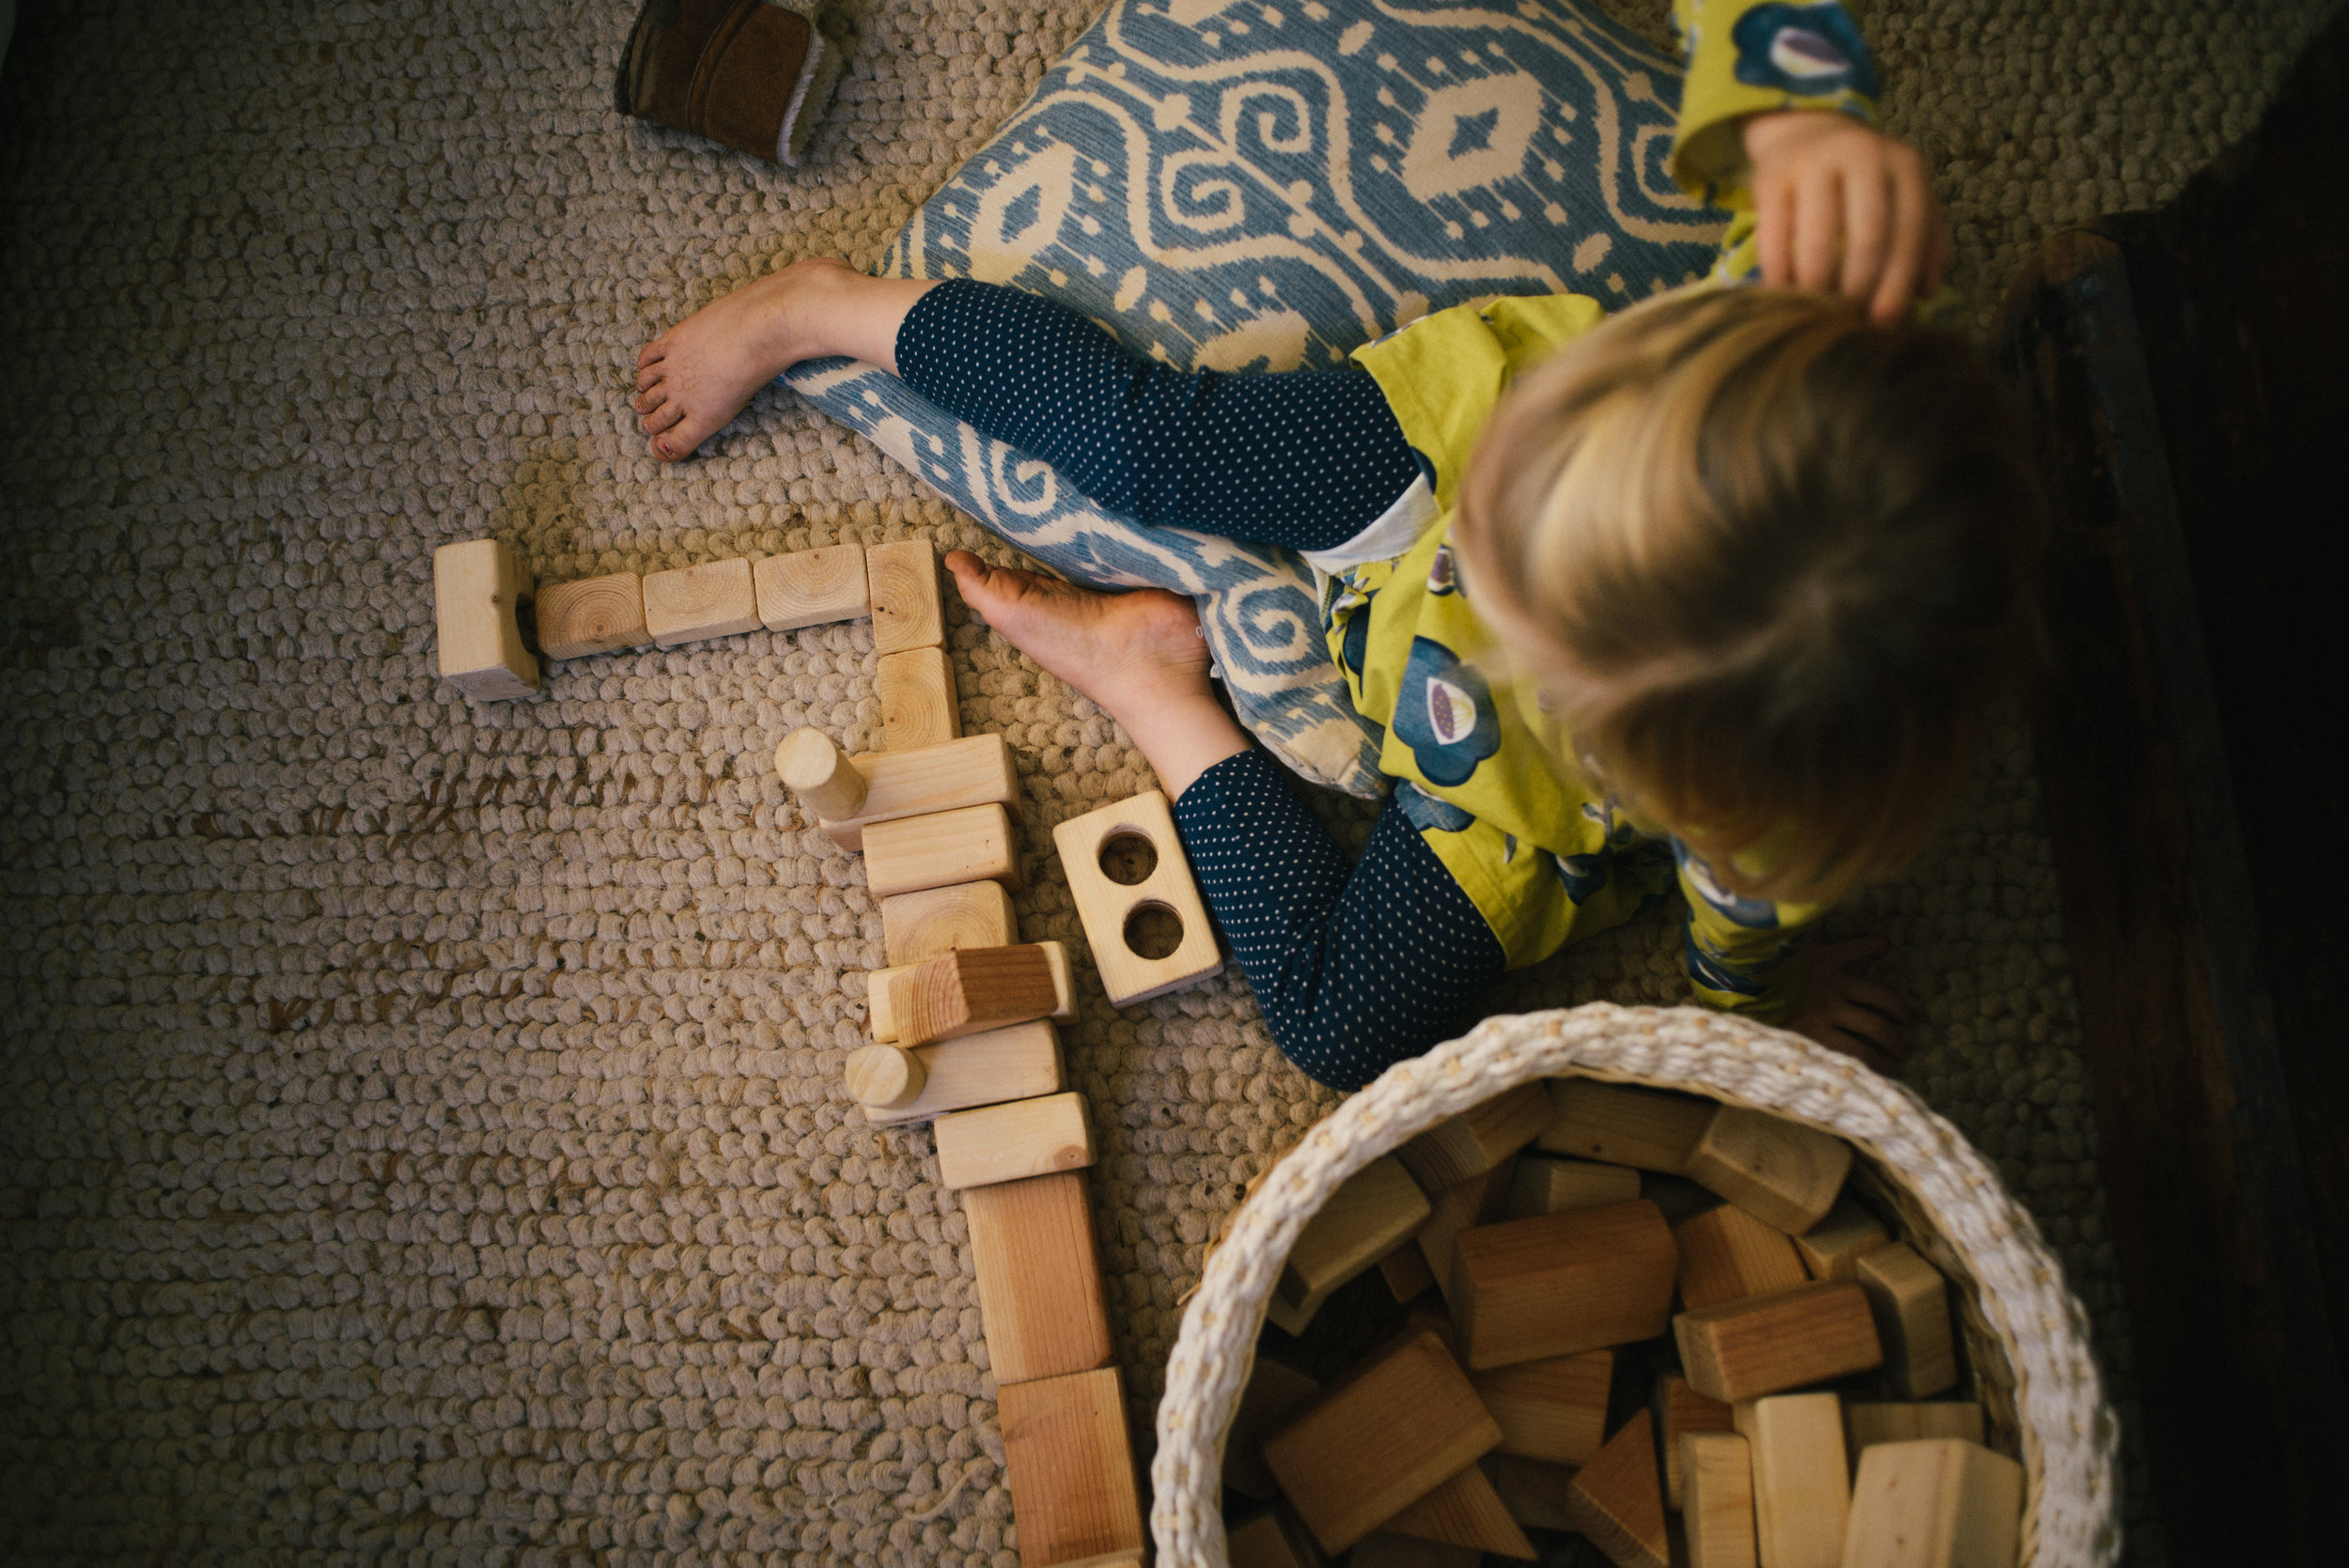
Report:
933,1092,1092,1190
866,537,944,654
753,542,867,631
1377,1239,1436,1304
1481,1453,1581,1532
1658,1373,1736,1509
643,556,761,647
1381,1463,1536,1560
535,571,650,660
1560,1409,1669,1568
1841,1438,2023,1568
1416,1159,1515,1302
870,941,1073,1043
1278,1156,1432,1312
1681,1432,1758,1568
1538,1079,1717,1172
802,732,1024,851
1855,1243,1959,1398
1348,1537,1479,1568
1050,789,1224,1005
1470,1349,1611,1465
1227,1505,1322,1568
863,802,1020,899
1795,1195,1890,1281
1735,1393,1850,1568
877,644,960,752
1263,1328,1502,1555
1674,1202,1810,1311
776,727,869,820
1507,1156,1641,1219
888,943,1061,1048
1050,1554,1146,1568
432,538,539,699
1397,1082,1553,1189
1683,1107,1853,1235
1674,1281,1883,1404
964,1170,1113,1385
880,879,1019,967
1224,1358,1321,1500
1449,1200,1678,1370
1844,1402,1987,1454
844,1043,926,1109
998,1366,1144,1567
863,1020,1064,1126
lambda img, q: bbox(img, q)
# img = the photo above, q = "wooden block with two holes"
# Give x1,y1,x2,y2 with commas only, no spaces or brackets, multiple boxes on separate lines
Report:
866,536,944,654
753,542,867,631
1681,1432,1758,1568
997,1365,1144,1568
844,1043,926,1110
1481,1453,1581,1532
1470,1348,1611,1465
773,729,1022,850
963,1170,1113,1385
1538,1079,1718,1172
861,1020,1064,1127
1396,1082,1553,1190
1050,789,1224,1006
1261,1327,1503,1556
1227,1505,1323,1568
1381,1463,1536,1560
876,644,960,752
1842,1438,2023,1568
1796,1195,1890,1281
1683,1106,1853,1234
643,556,761,646
433,538,539,699
1674,1202,1810,1311
1673,1281,1883,1403
535,571,650,660
863,802,1021,898
1414,1158,1516,1303
1224,1358,1321,1500
1507,1155,1641,1219
1844,1402,1987,1454
886,943,1063,1048
880,879,1018,967
1447,1200,1678,1369
1735,1393,1850,1568
1560,1409,1669,1568
1658,1373,1736,1509
869,941,1072,1043
1275,1156,1431,1326
933,1091,1092,1190
1855,1243,1960,1398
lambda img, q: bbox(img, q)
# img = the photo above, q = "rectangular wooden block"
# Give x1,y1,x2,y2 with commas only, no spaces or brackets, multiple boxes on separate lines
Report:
1560,1408,1669,1568
1223,1358,1321,1500
1050,789,1224,1006
1658,1373,1736,1510
753,542,868,631
1674,1281,1883,1404
866,537,944,654
1416,1159,1515,1302
933,1092,1093,1190
964,1170,1113,1386
1227,1505,1322,1568
1262,1328,1503,1555
433,538,539,699
535,571,650,660
1381,1463,1536,1560
1507,1156,1642,1219
817,733,1024,851
1844,1402,1987,1454
863,1020,1064,1126
1674,1202,1810,1312
998,1365,1144,1568
1279,1155,1433,1312
1796,1196,1891,1281
1681,1432,1758,1568
1842,1438,2023,1568
1538,1079,1717,1172
880,879,1019,967
1397,1082,1554,1189
876,644,961,752
1377,1239,1436,1304
1481,1453,1581,1533
863,801,1020,899
1735,1393,1850,1568
1348,1537,1479,1568
643,556,761,647
1449,1200,1678,1370
1470,1349,1612,1465
888,943,1061,1048
1684,1106,1854,1235
869,941,1072,1043
1855,1243,1959,1398
1641,1172,1722,1223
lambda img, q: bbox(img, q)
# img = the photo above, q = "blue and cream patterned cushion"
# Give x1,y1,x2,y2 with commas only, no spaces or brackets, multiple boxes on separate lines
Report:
784,0,1726,796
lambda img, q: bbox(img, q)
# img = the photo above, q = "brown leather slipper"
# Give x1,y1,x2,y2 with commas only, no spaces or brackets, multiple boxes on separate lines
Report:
614,0,845,167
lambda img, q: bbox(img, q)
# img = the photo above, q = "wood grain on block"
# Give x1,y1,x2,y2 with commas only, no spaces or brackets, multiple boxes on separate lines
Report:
1223,1358,1321,1500
1278,1156,1431,1311
1506,1156,1641,1219
1381,1463,1536,1560
1396,1081,1553,1189
1262,1328,1502,1554
774,727,868,821
1843,1402,1986,1453
642,557,760,647
1050,789,1223,1006
1674,1202,1810,1312
1683,1106,1853,1235
1735,1393,1850,1568
1657,1373,1735,1510
1226,1506,1321,1568
1470,1349,1611,1465
1680,1433,1758,1568
933,1092,1092,1190
1560,1409,1669,1568
1796,1195,1890,1281
877,644,959,752
1377,1238,1436,1304
1347,1537,1479,1568
863,1021,1063,1127
432,538,538,699
1416,1159,1514,1301
997,1366,1144,1568
880,879,1018,967
869,941,1072,1043
1841,1438,2023,1568
1481,1454,1582,1532
843,1044,924,1109
886,943,1060,1048
535,571,648,660
1641,1172,1721,1224
1674,1281,1882,1404
863,802,1019,899
963,1170,1113,1385
1448,1200,1677,1370
1538,1079,1717,1172
1855,1243,1959,1398
1047,1554,1146,1568
752,543,867,631
865,537,943,654
798,732,1023,850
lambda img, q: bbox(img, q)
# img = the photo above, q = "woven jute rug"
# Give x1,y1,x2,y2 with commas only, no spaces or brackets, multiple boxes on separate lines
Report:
0,1,2335,1562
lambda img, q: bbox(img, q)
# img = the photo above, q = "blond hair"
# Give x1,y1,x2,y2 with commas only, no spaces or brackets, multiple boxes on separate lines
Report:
1454,287,2044,903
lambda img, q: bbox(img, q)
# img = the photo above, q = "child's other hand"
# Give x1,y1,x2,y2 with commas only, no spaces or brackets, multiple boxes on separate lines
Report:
1786,936,1913,1072
1742,110,1952,324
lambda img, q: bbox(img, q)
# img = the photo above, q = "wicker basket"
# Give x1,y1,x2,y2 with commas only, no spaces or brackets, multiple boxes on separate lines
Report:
1150,1004,2120,1567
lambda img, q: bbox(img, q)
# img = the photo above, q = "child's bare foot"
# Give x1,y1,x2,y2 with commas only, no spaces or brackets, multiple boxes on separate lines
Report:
633,256,862,461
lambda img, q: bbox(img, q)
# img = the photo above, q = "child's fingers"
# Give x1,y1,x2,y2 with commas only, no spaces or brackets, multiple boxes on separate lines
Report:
1869,165,1931,323
1832,1002,1908,1062
1843,973,1914,1026
1792,168,1843,291
1837,166,1892,303
1756,171,1797,287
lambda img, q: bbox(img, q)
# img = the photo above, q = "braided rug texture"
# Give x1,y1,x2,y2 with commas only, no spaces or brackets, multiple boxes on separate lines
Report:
0,1,2334,1564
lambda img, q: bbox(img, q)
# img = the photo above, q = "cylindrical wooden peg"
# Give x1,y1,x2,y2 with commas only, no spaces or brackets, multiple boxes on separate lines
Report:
775,727,867,820
845,1044,926,1110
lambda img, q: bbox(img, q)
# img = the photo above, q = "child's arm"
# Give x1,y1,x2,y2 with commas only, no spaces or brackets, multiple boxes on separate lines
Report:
1678,848,1909,1067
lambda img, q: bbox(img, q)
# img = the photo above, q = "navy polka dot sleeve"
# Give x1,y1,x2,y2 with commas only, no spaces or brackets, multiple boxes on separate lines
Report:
894,278,1421,551
1173,749,1506,1091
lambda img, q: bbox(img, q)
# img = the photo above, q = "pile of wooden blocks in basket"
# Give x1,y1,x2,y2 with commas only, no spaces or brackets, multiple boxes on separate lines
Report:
1222,1079,2024,1568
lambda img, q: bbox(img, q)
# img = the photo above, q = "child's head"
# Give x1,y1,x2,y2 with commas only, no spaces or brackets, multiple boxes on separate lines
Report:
1454,287,2045,903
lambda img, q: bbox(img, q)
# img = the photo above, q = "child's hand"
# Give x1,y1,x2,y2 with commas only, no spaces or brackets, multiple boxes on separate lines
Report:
1786,936,1913,1072
1742,110,1952,325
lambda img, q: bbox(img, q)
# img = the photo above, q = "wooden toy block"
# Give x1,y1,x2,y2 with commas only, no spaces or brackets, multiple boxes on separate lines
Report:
1854,1243,1959,1398
1683,1106,1853,1235
1537,1079,1717,1172
1381,1463,1537,1560
963,1170,1113,1385
1347,1537,1479,1568
535,571,649,660
1560,1409,1669,1568
1734,1393,1850,1568
1224,1358,1321,1499
1448,1200,1677,1370
1377,1238,1435,1304
1227,1504,1323,1568
869,941,1072,1042
863,801,1020,899
753,542,868,631
886,943,1061,1048
1050,1554,1146,1568
1657,1373,1736,1509
876,644,960,751
1674,1202,1810,1312
1796,1196,1890,1281
863,1021,1065,1127
1415,1159,1515,1301
1680,1433,1758,1568
1844,1402,1986,1453
432,538,539,699
1673,1281,1882,1404
1506,1156,1641,1219
933,1092,1092,1190
1842,1438,2023,1568
1469,1348,1612,1465
786,731,1023,850
880,879,1019,967
1396,1082,1553,1190
1277,1156,1432,1314
998,1365,1144,1568
1641,1172,1722,1223
843,1043,926,1109
866,537,944,654
1481,1453,1581,1532
775,727,870,821
643,556,760,647
1050,789,1223,1006
1262,1328,1502,1555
